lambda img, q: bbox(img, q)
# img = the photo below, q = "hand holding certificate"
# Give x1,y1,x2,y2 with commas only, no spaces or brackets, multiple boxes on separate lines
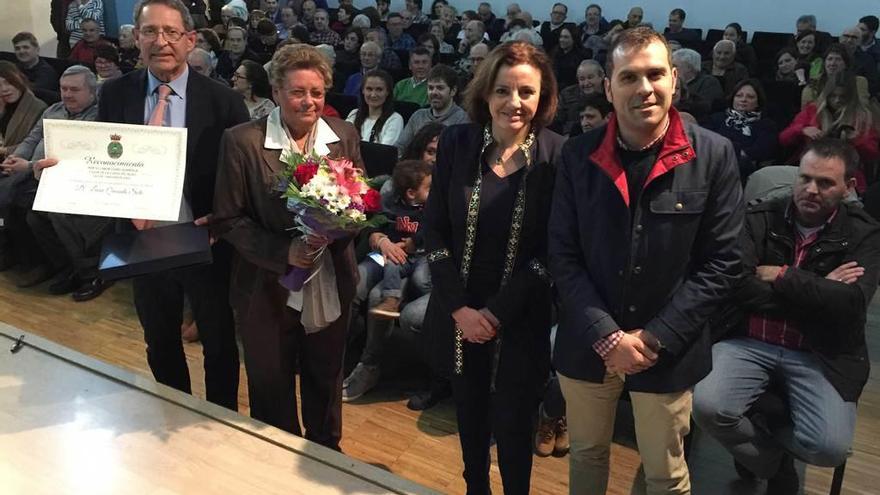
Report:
33,120,187,221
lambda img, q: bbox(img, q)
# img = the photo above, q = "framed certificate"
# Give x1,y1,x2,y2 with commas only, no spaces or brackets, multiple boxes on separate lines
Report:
32,120,188,221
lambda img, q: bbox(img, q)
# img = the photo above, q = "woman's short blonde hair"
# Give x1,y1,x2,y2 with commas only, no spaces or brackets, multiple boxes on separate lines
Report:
269,43,334,89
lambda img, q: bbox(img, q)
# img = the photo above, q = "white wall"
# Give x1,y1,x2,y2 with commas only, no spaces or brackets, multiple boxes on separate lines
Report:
366,0,877,40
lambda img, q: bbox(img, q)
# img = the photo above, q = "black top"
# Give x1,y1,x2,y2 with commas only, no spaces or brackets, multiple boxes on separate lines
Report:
18,59,59,92
620,145,659,219
0,99,20,136
468,160,525,305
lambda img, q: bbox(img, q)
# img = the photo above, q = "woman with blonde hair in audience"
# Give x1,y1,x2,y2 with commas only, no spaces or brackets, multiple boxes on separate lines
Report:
801,44,871,108
430,20,455,54
346,69,404,145
781,70,878,192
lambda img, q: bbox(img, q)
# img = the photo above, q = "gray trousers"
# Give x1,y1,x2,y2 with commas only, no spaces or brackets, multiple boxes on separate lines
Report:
27,210,114,278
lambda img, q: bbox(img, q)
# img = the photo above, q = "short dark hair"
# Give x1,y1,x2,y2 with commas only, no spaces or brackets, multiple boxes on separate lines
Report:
257,19,277,35
581,93,612,117
12,32,38,47
387,12,402,22
586,4,601,13
410,46,431,59
725,22,744,39
134,0,195,31
81,18,100,28
727,78,767,111
803,138,859,180
463,41,558,128
197,28,222,52
240,59,272,98
860,15,879,33
606,26,672,77
823,43,853,71
670,8,686,20
392,159,433,196
94,42,120,64
552,3,567,14
426,63,458,90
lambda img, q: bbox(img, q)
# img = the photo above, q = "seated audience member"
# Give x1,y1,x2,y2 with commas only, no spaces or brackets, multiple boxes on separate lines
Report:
400,121,443,165
458,42,489,91
439,5,461,43
584,19,622,66
703,40,750,98
781,71,878,192
387,12,416,50
331,5,355,34
858,15,880,66
364,29,402,71
577,3,608,46
310,9,341,46
551,25,590,90
793,30,823,81
674,48,723,119
672,76,699,124
396,64,467,152
344,40,381,96
188,48,222,81
276,6,301,40
722,23,758,75
117,24,141,72
802,45,871,108
430,21,455,54
706,79,779,180
838,27,880,96
11,66,101,293
405,0,430,25
694,138,880,495
68,19,105,65
572,93,611,136
458,19,489,55
553,59,604,134
217,26,258,81
299,0,317,30
232,60,276,120
795,14,816,37
373,0,390,22
368,159,433,320
347,69,404,145
622,6,645,29
773,47,808,86
0,62,48,159
65,0,105,49
335,27,364,90
664,8,701,45
94,43,123,86
540,3,573,52
477,2,504,41
249,19,280,64
221,0,249,26
418,33,440,61
393,47,432,106
195,28,222,70
12,32,59,92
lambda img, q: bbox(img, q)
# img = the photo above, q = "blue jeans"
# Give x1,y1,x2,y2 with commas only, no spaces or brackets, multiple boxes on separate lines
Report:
693,338,856,477
380,254,431,299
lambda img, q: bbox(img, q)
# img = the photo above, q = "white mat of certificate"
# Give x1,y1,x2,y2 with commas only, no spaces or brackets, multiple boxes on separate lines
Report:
33,119,187,221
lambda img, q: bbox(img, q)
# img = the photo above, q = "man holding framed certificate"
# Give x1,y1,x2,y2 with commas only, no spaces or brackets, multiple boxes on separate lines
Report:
39,0,249,410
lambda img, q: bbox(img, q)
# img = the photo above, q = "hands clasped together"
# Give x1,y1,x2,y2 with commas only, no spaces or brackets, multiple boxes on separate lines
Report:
453,306,501,344
604,329,661,376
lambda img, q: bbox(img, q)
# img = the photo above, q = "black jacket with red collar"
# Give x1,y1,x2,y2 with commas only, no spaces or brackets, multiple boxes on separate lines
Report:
549,108,744,392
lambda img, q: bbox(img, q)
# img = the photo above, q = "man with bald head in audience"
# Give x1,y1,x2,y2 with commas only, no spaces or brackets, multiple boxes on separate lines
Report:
622,6,644,29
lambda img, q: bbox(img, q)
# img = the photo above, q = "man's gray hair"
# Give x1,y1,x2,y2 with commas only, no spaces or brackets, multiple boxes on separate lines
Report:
714,39,736,53
578,59,605,77
672,48,701,72
61,65,98,95
187,47,213,67
119,24,134,35
133,0,195,31
314,44,336,65
797,14,817,29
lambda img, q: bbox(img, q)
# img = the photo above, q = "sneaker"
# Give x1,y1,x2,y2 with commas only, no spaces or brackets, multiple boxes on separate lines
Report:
369,297,401,319
534,409,556,457
766,454,798,495
553,417,570,457
342,362,380,402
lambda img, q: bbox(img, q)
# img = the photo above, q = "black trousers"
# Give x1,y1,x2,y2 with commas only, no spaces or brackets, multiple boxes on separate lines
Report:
134,243,240,411
2,205,44,268
236,292,349,451
453,340,538,495
27,210,113,277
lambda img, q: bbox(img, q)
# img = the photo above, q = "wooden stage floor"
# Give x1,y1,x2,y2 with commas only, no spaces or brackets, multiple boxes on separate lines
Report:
0,272,878,494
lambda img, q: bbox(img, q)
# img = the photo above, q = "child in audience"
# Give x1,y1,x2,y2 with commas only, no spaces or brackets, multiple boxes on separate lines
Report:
369,160,433,319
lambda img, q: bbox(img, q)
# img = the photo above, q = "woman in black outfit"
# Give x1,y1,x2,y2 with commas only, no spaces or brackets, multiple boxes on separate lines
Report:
550,25,590,90
423,41,565,495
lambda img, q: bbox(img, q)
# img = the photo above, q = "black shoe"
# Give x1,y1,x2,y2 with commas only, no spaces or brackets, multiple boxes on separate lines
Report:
48,269,80,295
72,278,113,302
15,264,58,288
766,455,798,495
406,379,452,411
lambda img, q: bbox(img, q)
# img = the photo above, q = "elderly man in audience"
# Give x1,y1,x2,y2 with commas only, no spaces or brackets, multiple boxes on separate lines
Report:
343,40,381,96
393,47,432,106
310,9,341,47
839,26,880,96
539,2,572,52
187,47,221,80
68,18,105,65
703,40,750,96
117,24,141,72
694,138,880,495
458,20,488,55
275,7,301,40
622,6,644,30
12,32,59,92
364,28,403,71
386,12,416,50
477,2,504,42
554,59,604,134
578,3,608,44
858,15,880,65
396,64,467,152
65,0,105,49
9,66,102,294
672,48,722,120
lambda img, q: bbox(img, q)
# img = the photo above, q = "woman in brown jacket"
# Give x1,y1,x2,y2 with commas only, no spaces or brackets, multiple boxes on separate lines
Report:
212,44,363,450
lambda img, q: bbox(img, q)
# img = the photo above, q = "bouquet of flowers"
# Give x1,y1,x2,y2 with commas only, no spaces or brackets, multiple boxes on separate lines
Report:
277,150,386,291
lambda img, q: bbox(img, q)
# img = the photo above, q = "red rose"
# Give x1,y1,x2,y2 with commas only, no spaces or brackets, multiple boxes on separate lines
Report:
293,163,319,186
363,188,382,212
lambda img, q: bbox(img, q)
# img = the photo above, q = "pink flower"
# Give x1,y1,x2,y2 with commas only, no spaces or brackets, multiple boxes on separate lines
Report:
326,157,364,198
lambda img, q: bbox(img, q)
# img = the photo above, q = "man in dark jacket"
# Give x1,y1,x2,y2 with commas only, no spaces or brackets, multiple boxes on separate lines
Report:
549,27,744,494
693,138,880,494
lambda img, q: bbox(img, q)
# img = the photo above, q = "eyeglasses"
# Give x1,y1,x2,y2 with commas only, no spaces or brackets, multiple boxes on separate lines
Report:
138,27,188,43
280,88,326,100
